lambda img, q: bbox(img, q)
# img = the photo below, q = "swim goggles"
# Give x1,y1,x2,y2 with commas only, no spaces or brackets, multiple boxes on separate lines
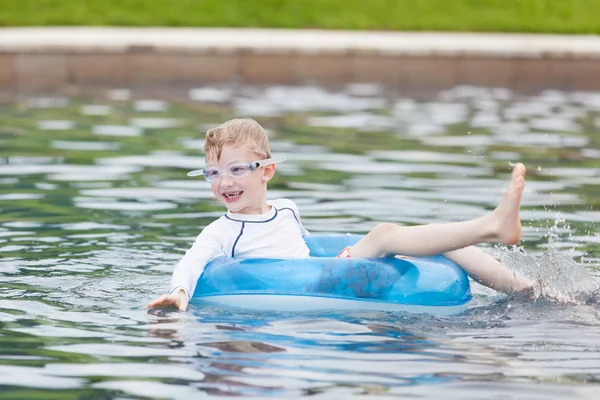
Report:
187,157,286,182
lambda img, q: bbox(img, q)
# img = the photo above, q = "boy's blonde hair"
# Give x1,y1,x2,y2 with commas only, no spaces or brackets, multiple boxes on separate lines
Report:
204,118,271,160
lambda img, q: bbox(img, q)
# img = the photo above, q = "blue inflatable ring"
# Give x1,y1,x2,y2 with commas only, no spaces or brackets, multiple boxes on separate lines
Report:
192,235,472,315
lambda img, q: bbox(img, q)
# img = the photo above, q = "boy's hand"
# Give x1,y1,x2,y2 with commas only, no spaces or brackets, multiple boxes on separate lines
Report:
147,290,189,311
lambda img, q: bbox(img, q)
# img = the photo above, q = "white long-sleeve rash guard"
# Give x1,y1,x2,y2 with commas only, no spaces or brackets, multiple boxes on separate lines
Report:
169,199,310,300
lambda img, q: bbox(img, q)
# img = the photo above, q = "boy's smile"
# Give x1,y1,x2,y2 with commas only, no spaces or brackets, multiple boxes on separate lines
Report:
222,191,243,202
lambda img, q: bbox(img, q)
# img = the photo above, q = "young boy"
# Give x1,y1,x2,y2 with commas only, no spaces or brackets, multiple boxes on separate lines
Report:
147,118,533,311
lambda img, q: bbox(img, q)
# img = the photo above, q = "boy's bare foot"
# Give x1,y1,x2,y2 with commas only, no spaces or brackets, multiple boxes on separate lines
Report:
490,163,526,245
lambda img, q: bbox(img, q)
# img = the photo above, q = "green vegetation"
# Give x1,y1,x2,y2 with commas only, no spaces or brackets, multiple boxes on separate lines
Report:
1,0,600,34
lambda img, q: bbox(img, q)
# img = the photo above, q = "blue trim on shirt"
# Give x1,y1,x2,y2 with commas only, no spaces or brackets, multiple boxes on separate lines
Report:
225,208,279,223
226,206,301,257
278,207,300,224
231,222,245,257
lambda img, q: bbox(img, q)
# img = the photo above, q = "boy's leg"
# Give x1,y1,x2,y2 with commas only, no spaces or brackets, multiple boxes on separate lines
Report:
349,163,526,258
444,246,533,294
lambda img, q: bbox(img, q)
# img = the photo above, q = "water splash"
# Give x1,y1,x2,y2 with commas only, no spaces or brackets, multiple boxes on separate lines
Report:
501,249,597,304
546,212,569,245
500,213,597,304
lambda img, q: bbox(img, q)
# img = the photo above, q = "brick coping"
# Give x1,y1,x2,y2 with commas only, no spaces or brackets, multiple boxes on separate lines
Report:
2,27,600,57
2,28,600,95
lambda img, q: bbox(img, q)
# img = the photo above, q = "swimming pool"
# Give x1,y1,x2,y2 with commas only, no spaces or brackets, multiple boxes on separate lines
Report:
0,85,599,398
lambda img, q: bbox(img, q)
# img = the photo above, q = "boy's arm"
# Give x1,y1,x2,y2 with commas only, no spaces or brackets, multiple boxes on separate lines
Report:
147,225,224,311
286,199,309,236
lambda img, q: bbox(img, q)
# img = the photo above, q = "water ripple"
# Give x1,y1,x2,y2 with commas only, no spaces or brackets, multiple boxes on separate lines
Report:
1,84,599,399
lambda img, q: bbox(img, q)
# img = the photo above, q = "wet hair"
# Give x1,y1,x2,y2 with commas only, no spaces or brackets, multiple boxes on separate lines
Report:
204,118,271,160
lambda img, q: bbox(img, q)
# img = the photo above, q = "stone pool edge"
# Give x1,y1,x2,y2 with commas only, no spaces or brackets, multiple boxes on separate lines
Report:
1,27,600,95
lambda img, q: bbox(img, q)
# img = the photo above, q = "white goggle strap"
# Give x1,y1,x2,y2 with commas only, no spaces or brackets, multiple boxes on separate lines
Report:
254,157,286,168
187,169,205,177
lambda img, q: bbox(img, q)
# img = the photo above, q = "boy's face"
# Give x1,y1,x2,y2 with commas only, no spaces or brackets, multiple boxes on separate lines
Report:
206,143,275,214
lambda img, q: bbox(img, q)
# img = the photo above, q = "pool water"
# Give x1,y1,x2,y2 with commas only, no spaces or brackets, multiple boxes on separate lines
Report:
1,85,599,399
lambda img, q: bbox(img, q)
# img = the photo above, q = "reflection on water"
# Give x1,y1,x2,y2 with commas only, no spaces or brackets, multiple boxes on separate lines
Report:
0,85,599,398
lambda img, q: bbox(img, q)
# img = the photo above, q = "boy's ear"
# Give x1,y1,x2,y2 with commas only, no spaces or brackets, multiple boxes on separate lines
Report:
261,164,276,182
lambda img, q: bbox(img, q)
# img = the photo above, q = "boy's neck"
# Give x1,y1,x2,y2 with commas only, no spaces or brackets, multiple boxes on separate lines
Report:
228,203,272,215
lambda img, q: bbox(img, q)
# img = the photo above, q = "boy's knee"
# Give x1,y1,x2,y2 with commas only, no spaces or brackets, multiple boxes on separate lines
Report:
369,222,398,238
